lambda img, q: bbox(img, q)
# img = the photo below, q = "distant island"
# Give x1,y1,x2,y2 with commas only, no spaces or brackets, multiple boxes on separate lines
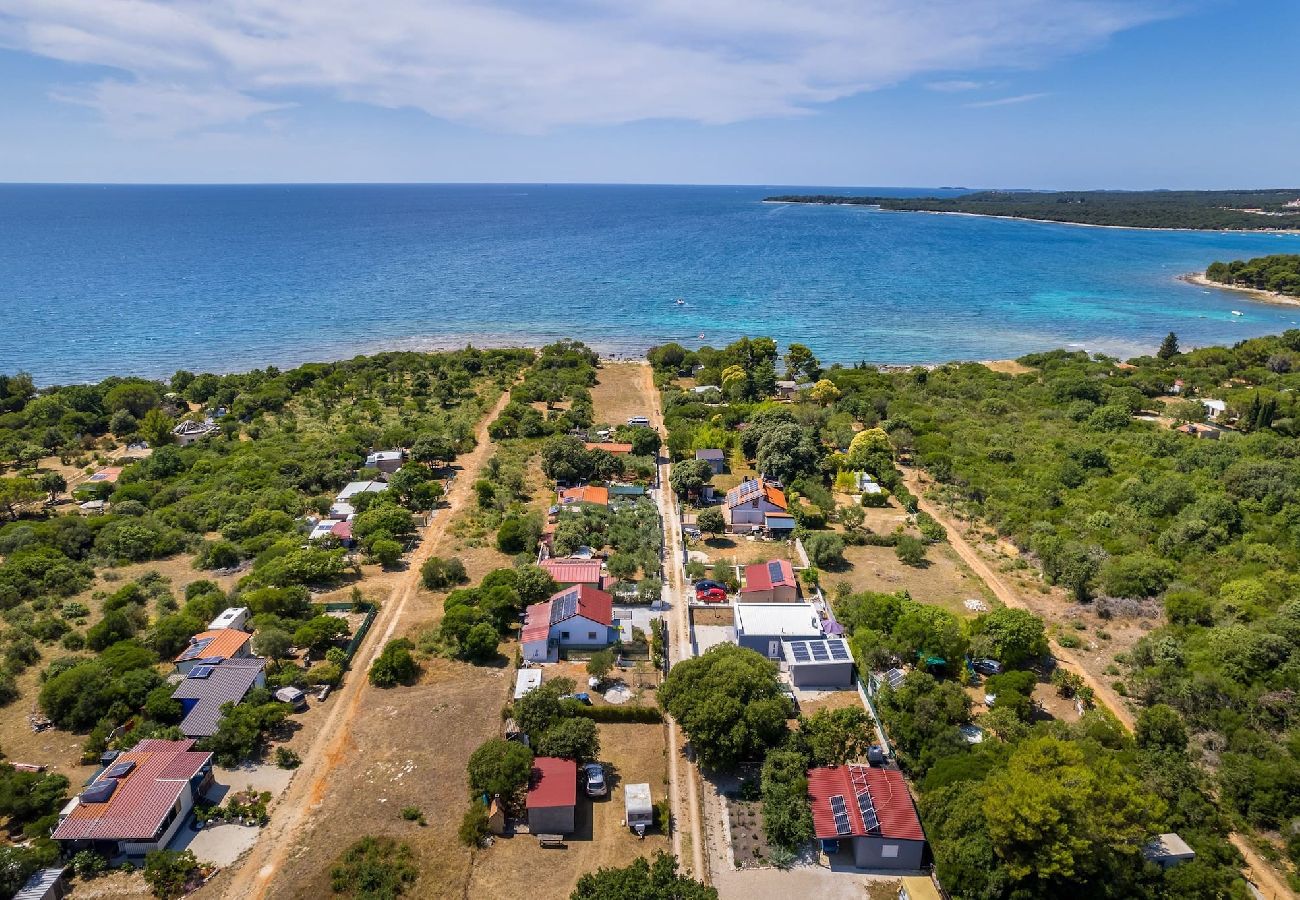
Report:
765,189,1300,231
1204,253,1300,298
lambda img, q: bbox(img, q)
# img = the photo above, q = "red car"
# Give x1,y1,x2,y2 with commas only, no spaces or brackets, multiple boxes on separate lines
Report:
695,586,728,603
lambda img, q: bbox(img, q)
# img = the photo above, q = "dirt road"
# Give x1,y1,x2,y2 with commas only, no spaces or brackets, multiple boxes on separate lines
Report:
219,388,515,900
900,467,1297,899
641,362,708,881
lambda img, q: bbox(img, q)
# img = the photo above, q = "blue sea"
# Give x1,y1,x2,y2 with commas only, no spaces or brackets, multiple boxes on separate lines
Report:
4,184,1300,384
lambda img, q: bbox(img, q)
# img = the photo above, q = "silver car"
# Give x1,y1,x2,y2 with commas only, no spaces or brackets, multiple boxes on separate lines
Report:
583,763,607,798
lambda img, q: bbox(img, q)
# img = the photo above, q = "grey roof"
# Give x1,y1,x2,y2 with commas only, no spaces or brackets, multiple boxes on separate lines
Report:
13,868,67,900
1144,833,1195,861
171,658,264,738
695,449,725,460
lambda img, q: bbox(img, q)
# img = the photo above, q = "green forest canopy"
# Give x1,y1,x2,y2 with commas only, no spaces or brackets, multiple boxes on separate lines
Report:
763,189,1300,230
1206,254,1300,297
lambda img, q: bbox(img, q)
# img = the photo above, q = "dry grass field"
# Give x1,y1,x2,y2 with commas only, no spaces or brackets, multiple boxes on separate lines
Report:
590,361,655,427
831,542,996,620
688,535,800,568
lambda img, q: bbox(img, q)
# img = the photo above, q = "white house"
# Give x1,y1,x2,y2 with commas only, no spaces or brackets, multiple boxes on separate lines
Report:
522,585,617,663
735,603,826,658
331,480,388,518
1201,399,1228,421
723,478,789,533
172,419,220,446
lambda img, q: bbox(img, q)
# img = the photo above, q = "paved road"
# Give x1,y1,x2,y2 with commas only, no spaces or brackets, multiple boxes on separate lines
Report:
218,388,515,900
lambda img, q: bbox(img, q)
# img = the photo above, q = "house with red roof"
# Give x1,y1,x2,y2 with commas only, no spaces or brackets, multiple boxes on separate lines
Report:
807,764,926,870
540,557,604,589
522,585,616,663
173,628,254,675
527,757,577,834
741,559,798,603
52,739,214,857
559,485,609,508
723,478,793,534
584,441,634,455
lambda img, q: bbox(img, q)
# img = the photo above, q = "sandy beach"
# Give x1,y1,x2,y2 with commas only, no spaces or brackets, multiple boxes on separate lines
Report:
1179,271,1300,308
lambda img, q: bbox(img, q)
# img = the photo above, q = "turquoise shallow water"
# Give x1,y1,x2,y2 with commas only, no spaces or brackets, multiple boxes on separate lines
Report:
3,183,1299,383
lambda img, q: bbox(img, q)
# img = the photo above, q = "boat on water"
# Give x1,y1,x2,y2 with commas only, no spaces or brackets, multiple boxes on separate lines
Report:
1231,310,1244,316
675,298,685,306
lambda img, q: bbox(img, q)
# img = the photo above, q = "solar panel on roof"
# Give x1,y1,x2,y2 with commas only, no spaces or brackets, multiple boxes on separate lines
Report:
810,641,830,661
188,665,214,679
885,668,906,689
103,760,136,779
767,561,783,584
790,642,811,662
829,795,852,836
178,636,215,661
550,590,579,624
829,640,850,661
856,789,880,834
81,780,118,803
197,656,225,665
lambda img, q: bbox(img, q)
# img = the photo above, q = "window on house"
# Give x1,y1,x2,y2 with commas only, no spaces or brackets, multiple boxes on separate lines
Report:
561,631,570,639
588,631,597,640
881,845,899,858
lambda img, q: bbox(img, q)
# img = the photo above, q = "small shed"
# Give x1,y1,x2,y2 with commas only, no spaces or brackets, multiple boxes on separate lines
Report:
695,449,725,475
527,757,577,835
514,669,542,700
1143,833,1195,869
275,686,307,709
624,782,653,835
365,450,405,473
487,797,507,835
13,867,69,900
207,607,250,632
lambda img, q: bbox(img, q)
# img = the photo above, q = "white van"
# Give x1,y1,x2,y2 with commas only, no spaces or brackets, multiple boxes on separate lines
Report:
626,416,650,427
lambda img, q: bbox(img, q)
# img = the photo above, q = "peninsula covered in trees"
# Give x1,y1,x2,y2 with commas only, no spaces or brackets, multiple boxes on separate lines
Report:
1206,254,1300,297
765,189,1300,231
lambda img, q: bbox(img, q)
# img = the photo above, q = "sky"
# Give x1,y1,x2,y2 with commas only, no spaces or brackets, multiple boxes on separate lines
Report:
0,0,1296,188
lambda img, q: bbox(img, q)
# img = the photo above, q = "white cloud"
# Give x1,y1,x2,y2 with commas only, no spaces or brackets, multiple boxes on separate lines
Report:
0,0,1170,135
926,80,990,92
964,91,1050,108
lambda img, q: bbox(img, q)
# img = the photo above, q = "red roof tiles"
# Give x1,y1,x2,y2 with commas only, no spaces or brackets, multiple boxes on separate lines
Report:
527,757,577,809
53,739,211,842
174,628,252,663
807,764,924,842
540,558,603,586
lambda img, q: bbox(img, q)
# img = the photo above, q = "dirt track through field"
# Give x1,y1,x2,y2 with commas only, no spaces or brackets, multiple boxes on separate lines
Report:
218,388,515,900
640,362,708,881
899,467,1297,899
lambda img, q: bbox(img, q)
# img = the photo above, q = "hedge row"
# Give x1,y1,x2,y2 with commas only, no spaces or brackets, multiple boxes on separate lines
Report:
571,704,664,724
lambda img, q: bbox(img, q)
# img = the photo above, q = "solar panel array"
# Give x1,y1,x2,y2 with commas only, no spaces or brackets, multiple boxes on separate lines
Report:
81,780,118,803
787,638,852,665
885,668,906,689
550,589,579,624
188,665,215,679
828,794,852,836
178,636,215,661
767,560,785,585
856,790,880,834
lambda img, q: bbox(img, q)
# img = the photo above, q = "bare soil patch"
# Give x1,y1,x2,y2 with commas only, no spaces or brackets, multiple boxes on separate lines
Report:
591,361,657,427
689,536,800,567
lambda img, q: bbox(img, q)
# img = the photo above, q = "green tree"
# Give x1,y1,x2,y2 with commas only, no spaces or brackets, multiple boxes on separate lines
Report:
139,408,175,448
369,639,418,687
293,615,350,653
795,707,873,767
461,622,500,661
808,379,841,407
658,645,788,771
892,604,968,669
466,739,533,798
669,458,713,497
1135,704,1188,752
536,716,600,762
982,737,1159,884
420,556,468,590
571,852,717,900
971,607,1047,668
0,477,43,520
1157,331,1180,360
803,532,845,568
142,849,198,900
894,534,927,567
369,538,403,568
695,507,725,537
586,649,615,682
